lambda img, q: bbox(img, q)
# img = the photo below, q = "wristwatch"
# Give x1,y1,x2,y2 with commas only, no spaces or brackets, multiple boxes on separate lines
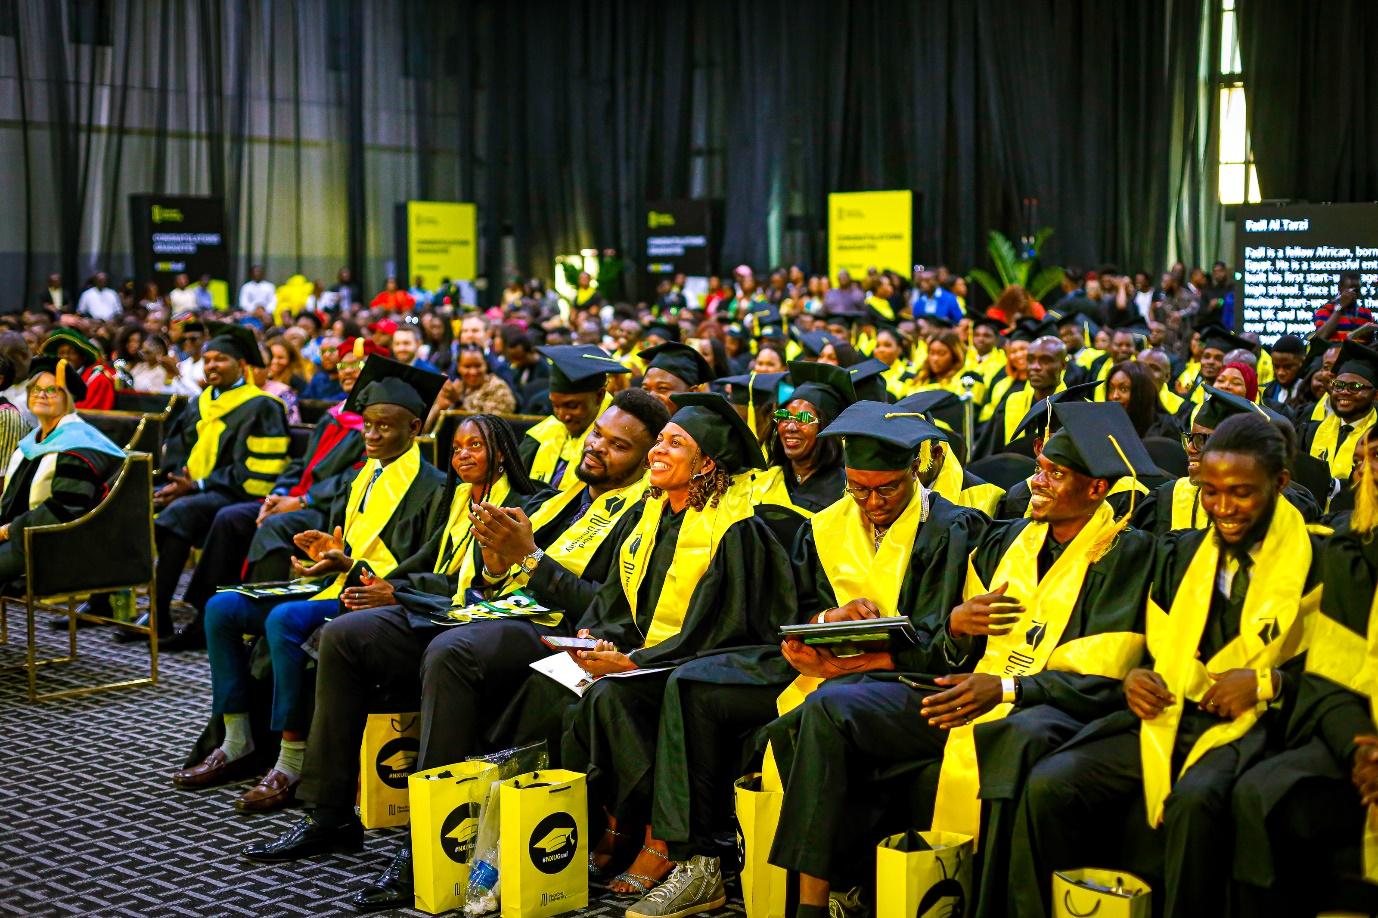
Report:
1001,676,1023,706
519,549,544,575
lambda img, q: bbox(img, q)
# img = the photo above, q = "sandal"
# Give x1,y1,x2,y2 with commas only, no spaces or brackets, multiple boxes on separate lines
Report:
588,826,630,879
607,845,674,895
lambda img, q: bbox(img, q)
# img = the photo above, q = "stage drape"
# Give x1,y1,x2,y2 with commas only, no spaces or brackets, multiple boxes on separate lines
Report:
0,0,1223,303
1238,0,1378,206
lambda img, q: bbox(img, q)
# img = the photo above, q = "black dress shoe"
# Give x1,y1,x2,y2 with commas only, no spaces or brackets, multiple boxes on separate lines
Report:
242,813,364,864
159,626,206,652
111,612,151,643
349,846,413,913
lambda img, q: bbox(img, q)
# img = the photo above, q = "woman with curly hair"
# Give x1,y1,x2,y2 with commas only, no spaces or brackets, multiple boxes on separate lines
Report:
493,391,799,896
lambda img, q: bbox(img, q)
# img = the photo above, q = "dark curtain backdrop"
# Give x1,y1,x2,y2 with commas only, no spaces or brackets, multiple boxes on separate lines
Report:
1238,0,1378,205
0,0,1223,304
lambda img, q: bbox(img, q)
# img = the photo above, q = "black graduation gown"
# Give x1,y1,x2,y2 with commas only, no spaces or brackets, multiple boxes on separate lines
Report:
754,463,848,549
651,493,988,857
489,503,797,820
246,412,365,562
1231,513,1375,907
0,443,123,582
766,518,1154,887
1135,477,1321,535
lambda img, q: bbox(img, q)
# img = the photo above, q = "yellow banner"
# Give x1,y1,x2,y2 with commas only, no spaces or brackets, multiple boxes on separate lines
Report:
408,201,477,285
828,190,913,283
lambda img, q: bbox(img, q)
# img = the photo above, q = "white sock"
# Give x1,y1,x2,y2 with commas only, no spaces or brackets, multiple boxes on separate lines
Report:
274,739,306,781
220,713,254,762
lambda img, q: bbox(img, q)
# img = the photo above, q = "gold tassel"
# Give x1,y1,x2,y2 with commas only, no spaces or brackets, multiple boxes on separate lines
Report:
57,358,67,391
352,337,365,360
1087,433,1135,562
918,439,935,475
1354,437,1378,538
746,370,758,440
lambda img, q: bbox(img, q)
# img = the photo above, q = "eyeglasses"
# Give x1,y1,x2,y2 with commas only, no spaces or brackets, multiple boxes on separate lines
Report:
773,409,819,427
1181,432,1210,452
1331,380,1375,395
30,386,63,397
844,480,908,502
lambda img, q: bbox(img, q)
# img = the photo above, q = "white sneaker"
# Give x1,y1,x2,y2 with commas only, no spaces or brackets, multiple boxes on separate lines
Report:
625,855,727,918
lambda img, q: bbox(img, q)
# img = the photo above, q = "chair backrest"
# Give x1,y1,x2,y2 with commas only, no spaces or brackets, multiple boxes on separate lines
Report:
416,434,438,467
78,410,142,450
965,453,1038,490
1290,452,1334,505
298,399,335,425
288,425,314,459
25,452,154,599
433,410,545,469
1143,436,1189,480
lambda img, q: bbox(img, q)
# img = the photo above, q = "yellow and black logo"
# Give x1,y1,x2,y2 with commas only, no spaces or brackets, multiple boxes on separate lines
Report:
151,204,184,224
528,812,578,875
647,211,675,229
439,802,482,864
374,737,419,789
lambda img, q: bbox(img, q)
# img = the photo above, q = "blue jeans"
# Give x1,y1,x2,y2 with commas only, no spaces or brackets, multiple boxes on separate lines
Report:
204,593,335,733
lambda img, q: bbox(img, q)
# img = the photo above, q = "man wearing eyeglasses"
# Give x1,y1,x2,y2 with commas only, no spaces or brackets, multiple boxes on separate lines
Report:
1300,339,1378,489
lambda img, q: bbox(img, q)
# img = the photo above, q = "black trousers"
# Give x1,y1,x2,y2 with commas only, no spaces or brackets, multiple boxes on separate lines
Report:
153,490,236,635
296,606,564,819
561,672,672,826
181,501,258,615
1016,727,1241,918
766,677,946,882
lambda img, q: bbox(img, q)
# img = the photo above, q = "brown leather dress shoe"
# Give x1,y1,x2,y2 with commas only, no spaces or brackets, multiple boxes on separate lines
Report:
172,749,255,789
234,769,300,813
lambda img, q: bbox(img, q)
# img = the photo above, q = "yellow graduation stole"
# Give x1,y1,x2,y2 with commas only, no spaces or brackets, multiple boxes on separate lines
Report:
504,475,649,591
930,503,1146,839
525,392,613,488
1174,362,1200,395
1020,474,1147,517
750,465,815,518
185,382,275,481
981,375,1018,422
437,475,512,600
618,475,755,649
1312,395,1330,422
864,295,895,322
1073,347,1107,371
1001,380,1067,446
314,444,421,600
1304,576,1378,879
1309,408,1376,479
1139,499,1317,827
1159,386,1185,415
1168,478,1205,530
575,287,597,306
1257,348,1274,388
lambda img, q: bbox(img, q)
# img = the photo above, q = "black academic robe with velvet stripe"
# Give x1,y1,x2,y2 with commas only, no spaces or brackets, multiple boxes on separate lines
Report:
651,492,989,851
161,387,291,500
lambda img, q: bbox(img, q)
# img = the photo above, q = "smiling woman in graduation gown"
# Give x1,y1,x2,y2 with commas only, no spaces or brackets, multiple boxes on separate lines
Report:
489,392,796,883
647,403,989,893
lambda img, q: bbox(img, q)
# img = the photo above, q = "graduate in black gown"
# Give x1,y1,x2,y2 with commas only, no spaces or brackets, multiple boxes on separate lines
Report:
0,357,124,584
764,402,1157,918
490,391,797,897
1010,413,1323,918
627,402,988,918
1231,427,1378,917
516,344,631,489
638,341,716,414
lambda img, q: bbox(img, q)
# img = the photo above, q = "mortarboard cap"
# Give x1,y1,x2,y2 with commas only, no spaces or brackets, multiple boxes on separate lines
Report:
641,321,681,345
719,371,787,407
820,400,948,471
1010,380,1104,442
202,321,265,367
787,360,857,423
538,344,631,393
1198,324,1252,355
918,313,955,330
1040,401,1160,481
39,327,103,366
667,391,768,474
1334,339,1378,386
894,389,965,435
970,315,1007,337
344,354,445,418
1054,311,1101,339
846,357,893,403
798,331,838,359
640,341,716,387
1011,316,1060,343
1195,384,1269,430
26,355,87,403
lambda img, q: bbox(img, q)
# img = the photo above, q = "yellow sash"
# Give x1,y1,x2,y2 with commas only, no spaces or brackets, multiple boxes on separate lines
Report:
1139,499,1317,826
865,295,895,322
1309,408,1377,479
750,466,815,519
1174,363,1200,395
980,375,1015,422
314,444,421,600
1074,348,1107,371
1169,478,1204,530
1312,395,1330,422
1001,380,1066,446
931,504,1144,838
504,476,649,590
1159,386,1185,416
185,382,274,481
618,476,755,649
1305,586,1378,879
525,393,613,488
882,361,911,400
437,476,512,601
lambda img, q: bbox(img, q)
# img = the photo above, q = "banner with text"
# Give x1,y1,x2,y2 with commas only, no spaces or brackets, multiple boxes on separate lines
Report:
1236,202,1378,345
645,200,713,292
129,194,229,307
398,201,478,287
828,191,913,284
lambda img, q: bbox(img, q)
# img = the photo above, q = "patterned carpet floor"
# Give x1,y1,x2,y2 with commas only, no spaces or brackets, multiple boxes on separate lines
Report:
0,600,745,918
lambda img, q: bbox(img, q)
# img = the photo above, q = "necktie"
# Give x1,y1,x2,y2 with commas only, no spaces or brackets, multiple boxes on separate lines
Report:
358,467,382,511
1222,554,1252,644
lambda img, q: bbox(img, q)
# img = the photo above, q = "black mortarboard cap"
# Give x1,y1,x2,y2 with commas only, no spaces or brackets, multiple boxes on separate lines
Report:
970,315,1007,337
203,321,265,367
798,331,838,359
1040,401,1160,481
894,389,965,435
26,355,87,402
820,400,947,471
919,313,955,330
538,344,630,393
667,391,768,474
719,371,786,407
344,354,445,418
640,341,715,387
1055,311,1101,339
1010,381,1104,442
1011,316,1060,343
1334,339,1378,386
846,358,893,403
1199,324,1252,355
787,360,856,423
1195,384,1269,430
642,321,681,344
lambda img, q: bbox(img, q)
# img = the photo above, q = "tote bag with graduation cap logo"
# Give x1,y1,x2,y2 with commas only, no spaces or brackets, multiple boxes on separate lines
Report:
409,760,498,914
359,713,421,828
499,769,588,918
1052,869,1151,918
875,829,973,918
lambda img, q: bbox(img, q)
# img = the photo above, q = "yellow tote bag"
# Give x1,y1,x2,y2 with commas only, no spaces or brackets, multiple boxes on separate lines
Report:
734,773,790,918
499,769,588,918
875,830,973,918
358,713,420,829
1052,869,1151,918
409,760,498,915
